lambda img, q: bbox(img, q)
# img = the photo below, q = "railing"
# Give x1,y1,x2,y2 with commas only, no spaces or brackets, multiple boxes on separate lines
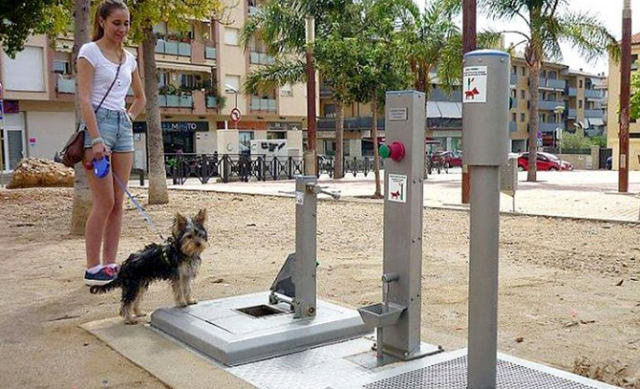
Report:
538,78,565,89
57,76,75,93
205,46,216,59
250,52,275,65
162,153,382,183
584,109,604,118
568,109,577,118
538,100,564,111
585,89,603,99
158,94,193,108
250,97,277,111
155,39,191,57
539,122,561,133
510,74,517,85
206,96,219,108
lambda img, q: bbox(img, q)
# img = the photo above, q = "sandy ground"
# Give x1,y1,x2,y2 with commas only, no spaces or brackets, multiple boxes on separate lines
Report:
1,187,640,389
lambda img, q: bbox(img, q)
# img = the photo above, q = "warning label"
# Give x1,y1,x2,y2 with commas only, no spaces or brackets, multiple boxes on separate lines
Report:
388,174,407,203
463,66,487,103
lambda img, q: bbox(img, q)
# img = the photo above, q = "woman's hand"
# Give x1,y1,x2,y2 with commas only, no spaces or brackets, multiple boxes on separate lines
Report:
92,142,109,161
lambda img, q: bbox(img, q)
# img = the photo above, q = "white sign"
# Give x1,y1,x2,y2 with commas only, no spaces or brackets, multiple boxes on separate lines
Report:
463,66,487,103
388,108,408,121
387,174,407,203
296,191,304,205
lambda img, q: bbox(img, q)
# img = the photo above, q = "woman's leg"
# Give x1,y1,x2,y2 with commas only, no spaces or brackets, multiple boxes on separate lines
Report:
102,151,133,266
85,149,116,269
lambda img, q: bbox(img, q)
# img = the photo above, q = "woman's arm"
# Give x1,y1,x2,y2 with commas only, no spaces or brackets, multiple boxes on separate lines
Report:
77,58,100,140
127,68,146,120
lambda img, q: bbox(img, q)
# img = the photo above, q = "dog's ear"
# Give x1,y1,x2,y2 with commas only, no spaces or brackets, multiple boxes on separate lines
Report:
194,209,207,226
173,212,188,236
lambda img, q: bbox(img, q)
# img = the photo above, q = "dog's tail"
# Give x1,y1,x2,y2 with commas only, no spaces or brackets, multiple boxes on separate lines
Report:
89,278,122,294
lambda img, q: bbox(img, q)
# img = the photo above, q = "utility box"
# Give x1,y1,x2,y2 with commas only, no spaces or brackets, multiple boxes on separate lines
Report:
462,50,510,166
500,156,518,197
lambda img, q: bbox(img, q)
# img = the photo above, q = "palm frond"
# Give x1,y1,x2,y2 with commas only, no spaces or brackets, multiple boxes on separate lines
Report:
556,11,618,64
243,59,306,95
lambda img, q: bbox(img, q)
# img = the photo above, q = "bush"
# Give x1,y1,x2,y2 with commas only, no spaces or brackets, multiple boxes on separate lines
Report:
561,132,593,150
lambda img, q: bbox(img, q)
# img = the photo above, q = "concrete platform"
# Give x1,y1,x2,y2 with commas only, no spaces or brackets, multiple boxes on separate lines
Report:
150,292,369,366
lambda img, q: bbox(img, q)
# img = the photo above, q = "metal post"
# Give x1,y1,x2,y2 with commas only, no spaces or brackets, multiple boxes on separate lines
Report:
304,17,317,176
461,0,477,204
293,176,318,318
619,0,632,192
463,50,510,389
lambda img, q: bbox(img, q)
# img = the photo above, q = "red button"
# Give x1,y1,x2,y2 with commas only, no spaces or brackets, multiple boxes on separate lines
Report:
387,141,405,162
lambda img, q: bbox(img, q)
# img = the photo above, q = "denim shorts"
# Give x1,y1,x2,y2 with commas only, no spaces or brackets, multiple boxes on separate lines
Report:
83,107,134,152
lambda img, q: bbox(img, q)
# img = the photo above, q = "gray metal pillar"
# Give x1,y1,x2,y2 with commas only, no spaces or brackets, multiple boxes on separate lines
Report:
381,91,425,359
293,175,318,318
462,50,510,389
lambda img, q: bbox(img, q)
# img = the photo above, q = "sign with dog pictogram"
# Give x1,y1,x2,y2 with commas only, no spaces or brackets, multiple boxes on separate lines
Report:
463,66,487,103
387,173,407,203
230,107,241,123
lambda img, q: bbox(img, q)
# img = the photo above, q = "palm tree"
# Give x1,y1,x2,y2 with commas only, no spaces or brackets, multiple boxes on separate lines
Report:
483,0,618,182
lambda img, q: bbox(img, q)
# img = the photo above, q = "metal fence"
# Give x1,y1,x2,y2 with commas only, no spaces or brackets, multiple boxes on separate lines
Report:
162,153,381,184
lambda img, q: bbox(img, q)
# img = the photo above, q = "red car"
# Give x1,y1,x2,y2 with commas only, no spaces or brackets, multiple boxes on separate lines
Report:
431,151,462,168
518,152,572,171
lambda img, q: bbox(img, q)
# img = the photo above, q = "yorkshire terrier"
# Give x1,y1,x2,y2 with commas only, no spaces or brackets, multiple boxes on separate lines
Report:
90,209,209,324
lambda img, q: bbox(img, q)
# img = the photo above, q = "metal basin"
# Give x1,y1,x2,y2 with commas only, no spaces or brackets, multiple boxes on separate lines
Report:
357,303,405,329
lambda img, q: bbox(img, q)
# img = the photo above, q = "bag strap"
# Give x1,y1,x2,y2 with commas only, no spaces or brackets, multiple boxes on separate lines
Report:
94,59,123,113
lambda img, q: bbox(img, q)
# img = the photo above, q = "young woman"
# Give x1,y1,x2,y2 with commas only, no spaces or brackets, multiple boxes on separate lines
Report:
77,0,146,286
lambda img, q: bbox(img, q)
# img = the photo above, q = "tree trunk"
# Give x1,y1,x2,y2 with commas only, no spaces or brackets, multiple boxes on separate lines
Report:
334,102,344,179
527,61,540,182
142,27,169,204
371,94,382,198
69,0,91,235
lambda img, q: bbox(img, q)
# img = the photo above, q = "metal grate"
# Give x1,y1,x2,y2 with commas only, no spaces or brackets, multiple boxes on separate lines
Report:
364,356,602,389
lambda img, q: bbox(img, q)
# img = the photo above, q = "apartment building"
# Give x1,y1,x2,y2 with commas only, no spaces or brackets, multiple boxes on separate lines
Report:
0,3,308,173
317,54,607,156
607,32,640,171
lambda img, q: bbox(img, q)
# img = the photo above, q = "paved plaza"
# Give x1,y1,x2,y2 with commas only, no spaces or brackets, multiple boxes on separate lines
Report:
143,169,640,223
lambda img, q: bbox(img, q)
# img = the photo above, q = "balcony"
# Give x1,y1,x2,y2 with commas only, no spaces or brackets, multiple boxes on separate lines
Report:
158,94,193,108
250,52,275,65
584,109,604,118
567,88,577,97
155,39,191,57
250,97,277,111
537,100,564,111
205,46,216,60
510,74,517,86
57,76,75,93
585,89,603,99
568,109,577,119
538,78,565,89
206,96,219,108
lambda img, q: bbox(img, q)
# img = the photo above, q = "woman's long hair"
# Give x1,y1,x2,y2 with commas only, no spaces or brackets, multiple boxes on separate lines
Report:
92,0,129,42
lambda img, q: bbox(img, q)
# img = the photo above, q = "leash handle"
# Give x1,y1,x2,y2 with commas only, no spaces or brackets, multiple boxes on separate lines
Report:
112,172,165,241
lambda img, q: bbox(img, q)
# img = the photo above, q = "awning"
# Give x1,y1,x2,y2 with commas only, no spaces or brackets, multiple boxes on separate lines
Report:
578,119,590,129
156,61,214,73
588,118,604,126
436,101,462,119
426,101,442,118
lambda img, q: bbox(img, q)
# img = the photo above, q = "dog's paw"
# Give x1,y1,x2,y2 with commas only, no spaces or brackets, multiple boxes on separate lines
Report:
124,318,138,325
176,302,189,308
134,311,148,317
187,299,198,305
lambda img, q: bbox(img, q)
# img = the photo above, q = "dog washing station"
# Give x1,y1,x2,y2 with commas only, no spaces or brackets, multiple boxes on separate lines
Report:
148,52,621,389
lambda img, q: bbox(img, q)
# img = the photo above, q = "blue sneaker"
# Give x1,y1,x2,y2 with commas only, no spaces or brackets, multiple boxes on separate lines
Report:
84,266,117,286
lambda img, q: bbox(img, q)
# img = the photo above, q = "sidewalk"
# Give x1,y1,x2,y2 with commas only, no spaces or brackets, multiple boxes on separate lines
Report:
134,169,640,223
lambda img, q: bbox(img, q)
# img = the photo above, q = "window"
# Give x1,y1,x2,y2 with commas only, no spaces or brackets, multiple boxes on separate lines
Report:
511,65,517,74
2,46,45,91
224,28,239,45
520,90,525,99
520,113,526,122
541,70,547,78
511,113,516,122
632,55,638,71
53,60,70,74
579,100,583,109
224,75,241,93
548,70,557,79
324,104,336,118
239,131,254,152
180,74,198,89
157,71,168,87
539,113,546,123
579,79,583,88
280,83,292,96
521,67,526,76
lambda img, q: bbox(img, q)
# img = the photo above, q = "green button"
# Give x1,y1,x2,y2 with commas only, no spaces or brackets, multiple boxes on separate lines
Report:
379,144,390,159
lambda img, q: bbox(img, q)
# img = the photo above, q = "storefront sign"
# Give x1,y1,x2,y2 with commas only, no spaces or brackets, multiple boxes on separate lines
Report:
133,121,209,133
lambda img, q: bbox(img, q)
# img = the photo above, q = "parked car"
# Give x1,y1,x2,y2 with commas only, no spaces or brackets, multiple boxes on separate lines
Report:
518,152,572,171
431,151,462,168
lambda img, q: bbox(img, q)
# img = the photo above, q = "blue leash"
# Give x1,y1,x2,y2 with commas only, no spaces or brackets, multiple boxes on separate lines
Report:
112,172,165,241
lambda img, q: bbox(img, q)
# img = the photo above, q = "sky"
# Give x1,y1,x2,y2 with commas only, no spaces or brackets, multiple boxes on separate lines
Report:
412,0,640,75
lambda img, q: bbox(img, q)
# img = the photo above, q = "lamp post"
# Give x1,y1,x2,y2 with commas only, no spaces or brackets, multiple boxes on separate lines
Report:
554,106,564,166
619,0,631,192
304,16,317,175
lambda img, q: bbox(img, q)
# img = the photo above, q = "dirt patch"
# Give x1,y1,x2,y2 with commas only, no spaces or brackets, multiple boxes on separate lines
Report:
1,187,639,388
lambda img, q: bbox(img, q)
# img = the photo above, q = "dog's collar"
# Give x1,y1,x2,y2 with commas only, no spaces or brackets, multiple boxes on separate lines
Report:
161,247,171,265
